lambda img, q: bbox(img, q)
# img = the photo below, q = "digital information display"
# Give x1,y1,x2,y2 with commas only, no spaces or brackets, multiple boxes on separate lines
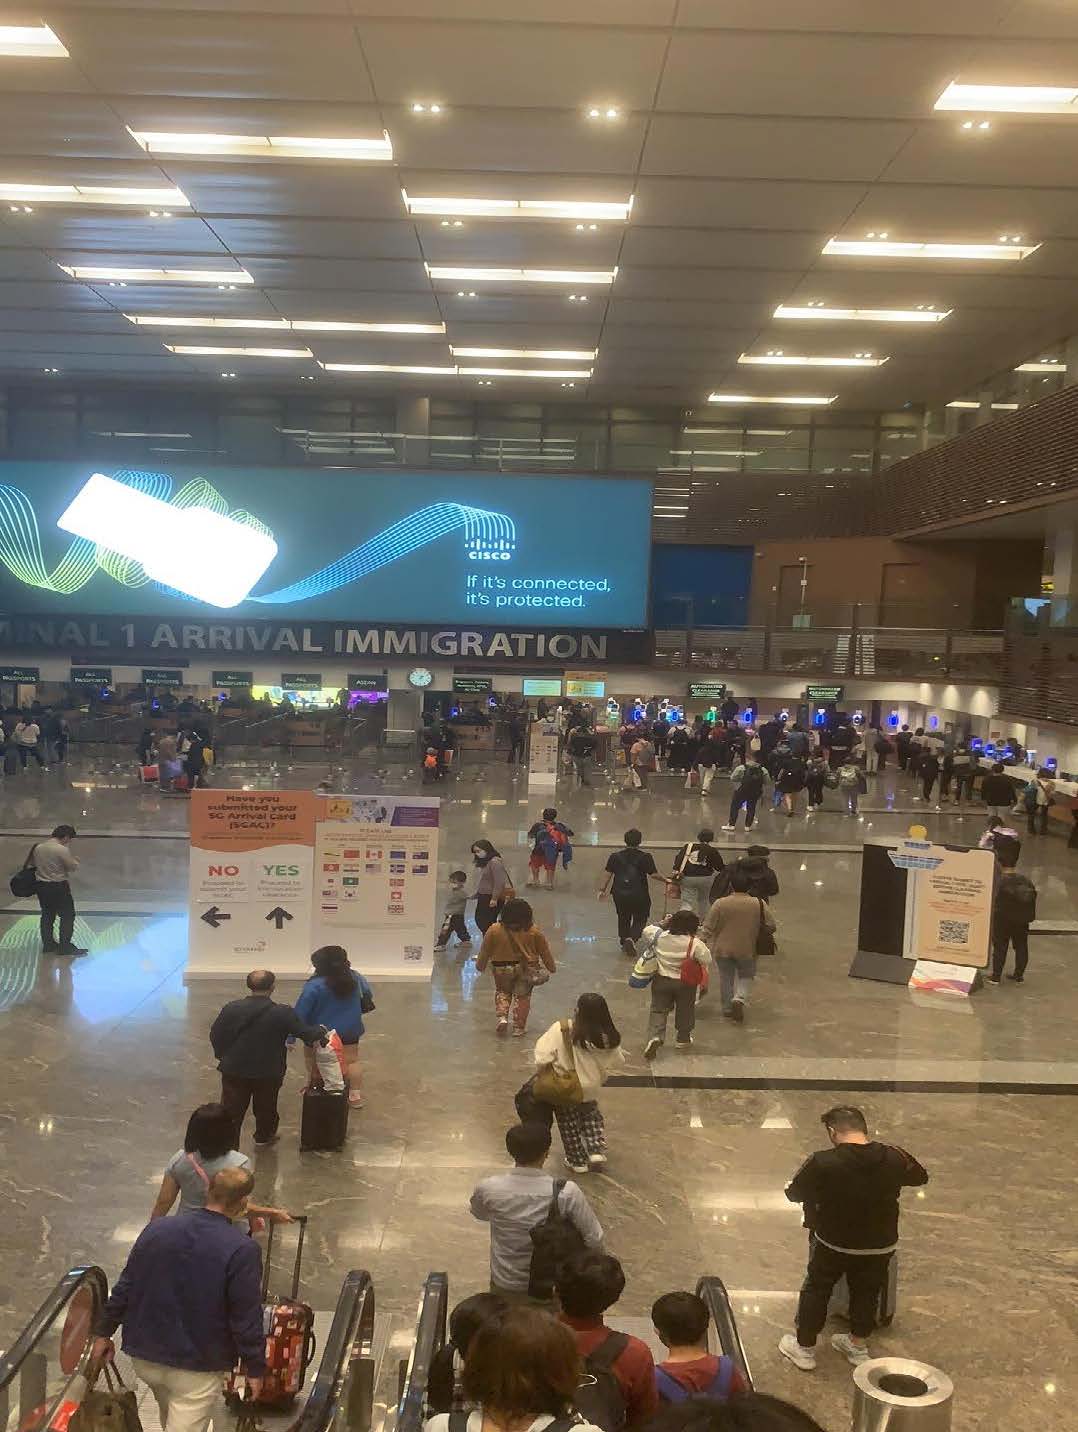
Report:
0,462,652,629
807,684,845,703
523,678,562,697
453,676,493,694
688,681,728,700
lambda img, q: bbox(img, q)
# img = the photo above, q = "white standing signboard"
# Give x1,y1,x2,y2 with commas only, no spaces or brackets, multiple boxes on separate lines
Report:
528,719,560,789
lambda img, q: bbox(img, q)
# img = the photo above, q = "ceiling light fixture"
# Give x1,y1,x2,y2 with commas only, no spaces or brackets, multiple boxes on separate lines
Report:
738,353,888,367
946,399,1020,410
220,372,237,379
823,237,1038,261
43,366,60,374
684,427,791,436
707,393,836,406
1015,360,1065,373
567,294,589,303
450,346,597,360
126,315,289,330
165,345,314,358
456,290,477,299
410,102,443,114
960,119,992,131
0,182,189,208
403,193,632,221
426,265,615,285
319,363,458,375
0,23,68,57
127,128,393,161
935,81,1078,114
457,367,592,379
585,106,621,120
774,304,951,323
60,264,254,285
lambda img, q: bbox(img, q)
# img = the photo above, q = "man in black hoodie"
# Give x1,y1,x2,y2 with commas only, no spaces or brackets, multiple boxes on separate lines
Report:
779,1106,928,1372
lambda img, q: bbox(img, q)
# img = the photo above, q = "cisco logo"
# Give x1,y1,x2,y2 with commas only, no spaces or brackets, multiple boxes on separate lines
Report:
468,549,512,561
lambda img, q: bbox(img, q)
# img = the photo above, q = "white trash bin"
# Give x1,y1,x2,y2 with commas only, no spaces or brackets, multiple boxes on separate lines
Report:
852,1357,953,1432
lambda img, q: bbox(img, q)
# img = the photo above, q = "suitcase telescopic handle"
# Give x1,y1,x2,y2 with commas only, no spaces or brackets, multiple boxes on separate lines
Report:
263,1214,308,1302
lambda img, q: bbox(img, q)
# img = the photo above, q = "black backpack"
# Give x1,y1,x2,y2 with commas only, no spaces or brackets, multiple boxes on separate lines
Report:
528,1179,586,1299
611,850,647,896
997,873,1037,923
739,764,764,797
574,1331,629,1432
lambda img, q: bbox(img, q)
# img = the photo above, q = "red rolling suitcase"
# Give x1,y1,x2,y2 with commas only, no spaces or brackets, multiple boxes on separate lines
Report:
227,1215,316,1408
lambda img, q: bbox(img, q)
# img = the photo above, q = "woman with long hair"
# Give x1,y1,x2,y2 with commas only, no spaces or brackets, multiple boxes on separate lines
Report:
533,993,625,1174
149,1101,292,1223
294,945,374,1107
470,839,511,933
475,897,556,1037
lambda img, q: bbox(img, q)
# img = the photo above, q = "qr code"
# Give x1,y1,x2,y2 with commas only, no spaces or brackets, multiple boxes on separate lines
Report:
403,944,423,961
938,919,970,946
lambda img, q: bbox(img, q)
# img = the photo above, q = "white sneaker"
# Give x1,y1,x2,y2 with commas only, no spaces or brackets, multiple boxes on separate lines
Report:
779,1334,816,1371
566,1160,589,1174
831,1332,870,1365
643,1037,661,1060
675,1035,694,1048
587,1152,607,1169
721,824,737,832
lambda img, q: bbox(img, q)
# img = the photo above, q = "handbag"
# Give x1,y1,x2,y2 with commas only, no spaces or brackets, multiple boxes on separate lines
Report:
532,1021,583,1106
9,843,38,898
755,898,777,958
506,928,550,987
629,928,662,989
679,935,706,987
70,1362,143,1432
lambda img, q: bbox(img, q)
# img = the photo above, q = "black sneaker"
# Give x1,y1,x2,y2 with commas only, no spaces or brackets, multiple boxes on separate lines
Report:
41,944,60,954
1006,974,1024,983
58,946,89,958
622,937,638,958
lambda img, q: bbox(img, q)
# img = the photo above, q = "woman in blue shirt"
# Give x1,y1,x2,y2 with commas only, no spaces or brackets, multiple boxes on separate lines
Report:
295,946,373,1107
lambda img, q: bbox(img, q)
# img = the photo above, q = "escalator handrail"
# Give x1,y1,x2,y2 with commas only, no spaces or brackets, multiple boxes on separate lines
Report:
0,1265,109,1392
288,1269,375,1432
695,1275,754,1391
397,1271,448,1432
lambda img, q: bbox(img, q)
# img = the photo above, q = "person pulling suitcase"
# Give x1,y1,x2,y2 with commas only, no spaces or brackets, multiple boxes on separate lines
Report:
227,1216,315,1408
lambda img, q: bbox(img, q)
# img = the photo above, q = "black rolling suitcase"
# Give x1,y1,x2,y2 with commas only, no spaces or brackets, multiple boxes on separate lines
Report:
827,1252,897,1329
300,1084,349,1152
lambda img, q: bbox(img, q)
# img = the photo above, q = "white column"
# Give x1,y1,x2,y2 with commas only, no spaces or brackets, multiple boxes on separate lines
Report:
1051,526,1077,598
975,389,994,426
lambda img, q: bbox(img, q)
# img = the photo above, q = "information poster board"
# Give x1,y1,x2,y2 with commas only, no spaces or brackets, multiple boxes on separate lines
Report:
311,796,440,981
528,719,561,788
903,843,994,968
188,790,318,978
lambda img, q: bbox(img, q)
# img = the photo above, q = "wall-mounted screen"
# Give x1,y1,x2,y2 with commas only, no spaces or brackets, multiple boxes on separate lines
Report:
0,463,652,628
523,679,562,697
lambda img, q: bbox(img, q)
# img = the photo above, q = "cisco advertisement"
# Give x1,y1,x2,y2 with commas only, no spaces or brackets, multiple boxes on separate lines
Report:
0,464,652,629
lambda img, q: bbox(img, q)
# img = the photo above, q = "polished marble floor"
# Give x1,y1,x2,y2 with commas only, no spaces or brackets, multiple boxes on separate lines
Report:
0,749,1073,1432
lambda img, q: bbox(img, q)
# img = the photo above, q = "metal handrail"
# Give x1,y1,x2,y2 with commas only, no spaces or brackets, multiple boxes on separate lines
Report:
396,1272,448,1432
287,1270,376,1432
0,1264,109,1432
696,1275,754,1391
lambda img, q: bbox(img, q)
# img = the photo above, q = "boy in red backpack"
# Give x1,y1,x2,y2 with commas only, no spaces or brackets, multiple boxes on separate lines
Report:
651,1291,749,1403
525,806,574,890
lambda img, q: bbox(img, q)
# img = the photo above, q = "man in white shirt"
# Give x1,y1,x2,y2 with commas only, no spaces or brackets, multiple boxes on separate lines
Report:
469,1122,603,1301
31,825,87,957
13,716,45,769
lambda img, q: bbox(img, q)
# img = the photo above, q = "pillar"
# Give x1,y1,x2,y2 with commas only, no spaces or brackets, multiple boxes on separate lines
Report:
1050,526,1077,598
1063,335,1078,386
387,687,422,735
395,395,430,467
975,389,995,426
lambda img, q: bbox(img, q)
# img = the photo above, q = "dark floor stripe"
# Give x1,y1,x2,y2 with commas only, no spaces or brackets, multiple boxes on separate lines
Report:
607,1075,1078,1095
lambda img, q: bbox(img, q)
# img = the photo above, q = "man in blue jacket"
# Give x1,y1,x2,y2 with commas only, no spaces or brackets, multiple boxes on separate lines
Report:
92,1168,265,1432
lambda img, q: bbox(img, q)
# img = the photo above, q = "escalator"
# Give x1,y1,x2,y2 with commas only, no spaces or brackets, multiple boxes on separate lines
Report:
0,1264,379,1432
393,1270,753,1431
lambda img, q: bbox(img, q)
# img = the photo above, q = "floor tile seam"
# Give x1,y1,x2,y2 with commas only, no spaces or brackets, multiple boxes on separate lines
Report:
607,1074,1078,1094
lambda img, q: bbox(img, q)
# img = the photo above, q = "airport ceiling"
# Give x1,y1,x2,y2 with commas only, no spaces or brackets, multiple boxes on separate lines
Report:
8,2,1078,412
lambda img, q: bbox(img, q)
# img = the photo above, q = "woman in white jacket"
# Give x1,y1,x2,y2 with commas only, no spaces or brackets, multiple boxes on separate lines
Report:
533,994,625,1174
639,910,712,1060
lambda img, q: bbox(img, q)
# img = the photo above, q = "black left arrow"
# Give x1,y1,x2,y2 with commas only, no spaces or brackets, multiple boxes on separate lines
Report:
201,905,231,929
266,906,294,930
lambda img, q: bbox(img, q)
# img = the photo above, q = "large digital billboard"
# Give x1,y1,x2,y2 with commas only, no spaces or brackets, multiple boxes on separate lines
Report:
0,463,652,629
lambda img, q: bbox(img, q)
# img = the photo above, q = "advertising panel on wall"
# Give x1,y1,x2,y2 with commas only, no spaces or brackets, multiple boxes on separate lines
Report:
0,462,652,629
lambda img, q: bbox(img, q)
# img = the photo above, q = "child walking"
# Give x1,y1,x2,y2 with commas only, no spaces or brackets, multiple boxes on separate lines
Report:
435,870,471,952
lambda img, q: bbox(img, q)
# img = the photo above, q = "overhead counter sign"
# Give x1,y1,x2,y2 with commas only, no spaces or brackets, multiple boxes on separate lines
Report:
806,684,844,703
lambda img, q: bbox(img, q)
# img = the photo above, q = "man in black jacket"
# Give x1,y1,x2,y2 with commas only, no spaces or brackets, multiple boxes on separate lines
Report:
210,970,326,1146
779,1106,928,1372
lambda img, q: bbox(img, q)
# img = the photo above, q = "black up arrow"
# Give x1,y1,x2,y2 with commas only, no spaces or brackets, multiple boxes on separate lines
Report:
201,906,231,929
266,906,294,930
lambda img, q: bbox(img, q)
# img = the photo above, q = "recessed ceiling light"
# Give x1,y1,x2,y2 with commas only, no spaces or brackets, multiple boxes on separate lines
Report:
456,290,477,299
935,81,1078,114
0,24,68,57
439,219,464,228
774,304,951,323
457,367,592,379
684,427,791,436
586,105,621,120
738,353,888,368
426,265,615,284
823,237,1038,261
477,379,494,386
126,315,289,330
707,393,836,406
574,222,599,231
126,128,393,161
410,102,443,114
319,363,458,375
299,374,315,381
165,345,314,358
1015,360,1065,373
403,194,632,221
292,320,446,334
450,346,597,360
960,119,992,131
0,182,190,208
220,371,237,378
59,264,254,285
43,366,60,374
567,294,589,303
946,399,1020,410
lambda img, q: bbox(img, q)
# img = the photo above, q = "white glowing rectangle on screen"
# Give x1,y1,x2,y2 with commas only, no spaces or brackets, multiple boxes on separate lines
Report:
56,472,277,608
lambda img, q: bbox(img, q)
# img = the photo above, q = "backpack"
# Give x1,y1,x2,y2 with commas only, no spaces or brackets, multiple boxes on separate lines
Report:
655,1358,738,1405
574,1331,630,1432
837,764,859,788
424,753,438,769
528,1178,587,1299
612,849,647,895
537,822,570,868
1022,781,1038,811
739,764,764,797
997,873,1037,923
676,844,711,880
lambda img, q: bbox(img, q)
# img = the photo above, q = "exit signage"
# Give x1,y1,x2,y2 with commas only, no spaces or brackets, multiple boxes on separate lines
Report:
453,676,493,694
70,666,113,685
0,666,40,683
212,670,253,688
280,672,322,691
807,684,844,703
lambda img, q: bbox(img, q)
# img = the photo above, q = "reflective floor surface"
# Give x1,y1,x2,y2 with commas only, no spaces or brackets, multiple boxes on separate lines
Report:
0,751,1073,1431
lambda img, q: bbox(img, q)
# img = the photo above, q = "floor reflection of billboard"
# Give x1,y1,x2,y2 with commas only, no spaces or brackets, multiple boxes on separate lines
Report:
0,463,652,627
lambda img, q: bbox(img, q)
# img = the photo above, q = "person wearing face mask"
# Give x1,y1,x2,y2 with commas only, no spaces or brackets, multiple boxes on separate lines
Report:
471,839,512,934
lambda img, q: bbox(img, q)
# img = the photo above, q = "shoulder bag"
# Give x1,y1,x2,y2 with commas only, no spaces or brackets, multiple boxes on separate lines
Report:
506,928,549,987
679,934,706,987
533,1020,583,1105
629,927,662,989
9,843,39,898
755,898,777,958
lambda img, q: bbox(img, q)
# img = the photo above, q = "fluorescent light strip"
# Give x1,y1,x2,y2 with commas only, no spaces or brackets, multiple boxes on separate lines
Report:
738,353,888,368
669,449,762,457
775,305,950,323
166,345,313,358
127,128,393,161
707,394,836,407
124,314,446,335
404,192,632,222
934,81,1078,115
320,363,457,375
946,400,1020,410
1016,361,1065,373
0,182,189,208
823,238,1038,261
61,265,254,285
459,367,591,379
684,427,791,436
93,431,193,439
450,346,597,360
426,265,615,285
0,23,68,57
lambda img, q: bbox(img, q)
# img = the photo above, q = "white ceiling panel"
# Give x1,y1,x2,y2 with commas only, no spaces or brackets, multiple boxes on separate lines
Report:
612,268,802,301
619,229,824,270
240,257,431,291
418,222,622,267
0,95,132,158
642,116,917,181
881,122,1078,187
261,289,444,322
631,178,868,231
347,0,674,21
209,217,422,261
0,215,229,256
674,0,1014,34
0,280,118,311
149,164,408,220
390,110,648,176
